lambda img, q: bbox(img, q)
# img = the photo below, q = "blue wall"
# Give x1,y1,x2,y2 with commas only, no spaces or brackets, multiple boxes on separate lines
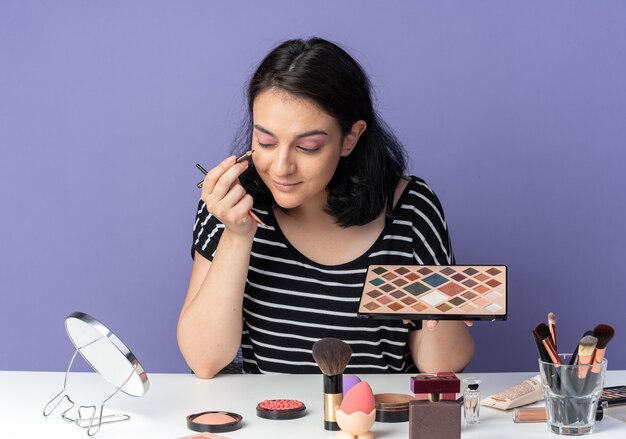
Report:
1,0,625,373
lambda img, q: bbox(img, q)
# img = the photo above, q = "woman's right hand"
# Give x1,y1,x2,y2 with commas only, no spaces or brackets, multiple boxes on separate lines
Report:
200,155,257,237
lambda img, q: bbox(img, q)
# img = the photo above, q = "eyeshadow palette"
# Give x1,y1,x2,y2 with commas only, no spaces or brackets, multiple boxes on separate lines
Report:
600,385,626,407
357,265,507,321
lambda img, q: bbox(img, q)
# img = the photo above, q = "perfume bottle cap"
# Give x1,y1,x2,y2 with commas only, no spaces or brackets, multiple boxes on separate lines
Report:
468,384,479,390
410,373,460,394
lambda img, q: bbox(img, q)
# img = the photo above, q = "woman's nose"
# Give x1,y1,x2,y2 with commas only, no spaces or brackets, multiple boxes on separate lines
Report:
271,145,295,176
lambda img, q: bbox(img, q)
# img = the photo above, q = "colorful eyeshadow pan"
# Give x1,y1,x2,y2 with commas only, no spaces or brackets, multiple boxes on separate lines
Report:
404,282,430,296
440,267,456,276
405,272,420,281
393,278,409,287
358,265,507,321
422,273,447,287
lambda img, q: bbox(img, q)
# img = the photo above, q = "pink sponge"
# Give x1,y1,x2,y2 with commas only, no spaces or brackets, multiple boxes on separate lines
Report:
340,381,375,415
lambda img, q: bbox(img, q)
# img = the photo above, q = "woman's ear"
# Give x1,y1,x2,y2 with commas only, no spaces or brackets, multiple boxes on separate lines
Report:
341,120,367,157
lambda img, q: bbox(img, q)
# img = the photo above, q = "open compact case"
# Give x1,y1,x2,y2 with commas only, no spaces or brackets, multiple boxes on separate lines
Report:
43,311,149,436
358,265,507,321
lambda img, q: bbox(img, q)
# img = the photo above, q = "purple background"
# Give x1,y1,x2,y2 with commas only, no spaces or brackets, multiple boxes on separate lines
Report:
1,1,625,374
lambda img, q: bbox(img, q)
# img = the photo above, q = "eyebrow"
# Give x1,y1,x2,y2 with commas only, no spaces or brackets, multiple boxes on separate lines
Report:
253,124,328,139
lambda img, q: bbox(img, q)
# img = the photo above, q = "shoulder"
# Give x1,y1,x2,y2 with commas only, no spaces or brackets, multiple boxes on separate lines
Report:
396,176,448,222
396,176,443,206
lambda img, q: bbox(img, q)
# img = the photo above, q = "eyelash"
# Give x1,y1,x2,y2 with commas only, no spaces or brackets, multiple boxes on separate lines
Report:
256,141,318,154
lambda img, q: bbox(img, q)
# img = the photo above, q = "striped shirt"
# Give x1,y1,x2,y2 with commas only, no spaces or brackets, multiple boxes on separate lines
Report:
192,176,454,374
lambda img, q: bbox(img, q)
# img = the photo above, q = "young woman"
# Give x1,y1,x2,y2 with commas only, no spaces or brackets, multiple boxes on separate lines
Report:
177,37,474,378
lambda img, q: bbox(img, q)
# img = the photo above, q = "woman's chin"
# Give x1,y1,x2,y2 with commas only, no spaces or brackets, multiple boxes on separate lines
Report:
271,193,303,210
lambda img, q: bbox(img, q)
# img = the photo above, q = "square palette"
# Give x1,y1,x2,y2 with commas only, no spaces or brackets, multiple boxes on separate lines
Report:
357,265,507,321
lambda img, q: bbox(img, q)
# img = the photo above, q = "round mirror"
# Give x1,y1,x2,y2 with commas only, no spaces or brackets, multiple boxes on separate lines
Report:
64,312,149,397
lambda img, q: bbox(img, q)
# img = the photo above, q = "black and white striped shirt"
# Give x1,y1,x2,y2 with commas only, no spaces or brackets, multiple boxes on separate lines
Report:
192,176,454,373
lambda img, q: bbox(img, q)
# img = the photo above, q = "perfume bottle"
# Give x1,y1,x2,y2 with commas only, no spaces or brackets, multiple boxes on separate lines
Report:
409,373,461,439
462,377,481,424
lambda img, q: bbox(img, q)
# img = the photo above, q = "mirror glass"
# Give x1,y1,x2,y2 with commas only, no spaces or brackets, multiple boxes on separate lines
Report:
64,312,149,397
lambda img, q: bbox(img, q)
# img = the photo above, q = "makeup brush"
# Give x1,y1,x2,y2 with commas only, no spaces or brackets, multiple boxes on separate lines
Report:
548,312,558,352
591,324,615,374
534,323,561,366
568,330,593,365
576,335,598,380
196,150,255,188
312,338,352,431
532,329,551,363
195,152,265,226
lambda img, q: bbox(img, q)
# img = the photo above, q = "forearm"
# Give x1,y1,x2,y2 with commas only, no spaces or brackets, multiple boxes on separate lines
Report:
177,230,253,378
412,321,474,373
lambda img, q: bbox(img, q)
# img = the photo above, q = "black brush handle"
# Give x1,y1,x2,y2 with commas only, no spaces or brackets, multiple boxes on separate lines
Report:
533,330,551,362
323,374,343,431
324,420,340,431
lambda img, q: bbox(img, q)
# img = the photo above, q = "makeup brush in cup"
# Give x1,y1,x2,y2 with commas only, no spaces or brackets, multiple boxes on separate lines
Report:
583,324,615,394
591,324,615,373
532,330,551,363
568,330,593,365
534,323,561,366
576,335,598,380
312,338,352,431
548,312,558,352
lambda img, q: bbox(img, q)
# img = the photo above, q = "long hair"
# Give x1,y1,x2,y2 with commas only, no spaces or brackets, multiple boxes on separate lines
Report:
236,37,407,227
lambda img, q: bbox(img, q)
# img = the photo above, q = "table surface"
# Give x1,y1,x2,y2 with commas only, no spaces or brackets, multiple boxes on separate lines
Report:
1,370,625,438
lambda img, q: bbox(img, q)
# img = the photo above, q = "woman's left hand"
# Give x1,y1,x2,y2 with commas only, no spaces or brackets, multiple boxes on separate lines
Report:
402,320,473,329
425,320,473,330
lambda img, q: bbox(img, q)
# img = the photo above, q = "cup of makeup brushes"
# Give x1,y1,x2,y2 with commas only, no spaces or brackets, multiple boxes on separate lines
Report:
539,354,607,436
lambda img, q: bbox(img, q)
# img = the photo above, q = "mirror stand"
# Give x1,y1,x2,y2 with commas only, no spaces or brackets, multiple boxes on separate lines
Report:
43,346,135,436
42,312,149,436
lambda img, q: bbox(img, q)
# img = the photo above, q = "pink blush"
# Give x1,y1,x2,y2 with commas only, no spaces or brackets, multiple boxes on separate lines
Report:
193,413,237,425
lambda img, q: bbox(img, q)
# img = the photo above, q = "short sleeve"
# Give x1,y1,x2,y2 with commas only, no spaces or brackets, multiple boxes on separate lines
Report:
406,178,455,266
407,320,423,331
191,199,225,261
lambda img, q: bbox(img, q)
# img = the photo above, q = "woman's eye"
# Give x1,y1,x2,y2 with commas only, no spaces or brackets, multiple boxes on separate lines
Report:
257,141,275,148
297,146,318,154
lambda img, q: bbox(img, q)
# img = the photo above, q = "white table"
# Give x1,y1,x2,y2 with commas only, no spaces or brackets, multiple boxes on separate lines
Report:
1,370,625,438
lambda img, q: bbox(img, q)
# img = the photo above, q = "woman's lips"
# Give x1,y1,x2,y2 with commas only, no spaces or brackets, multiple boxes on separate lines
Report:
272,180,301,192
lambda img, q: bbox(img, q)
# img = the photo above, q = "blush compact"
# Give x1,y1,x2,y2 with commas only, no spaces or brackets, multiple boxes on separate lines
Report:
186,411,243,433
256,399,307,420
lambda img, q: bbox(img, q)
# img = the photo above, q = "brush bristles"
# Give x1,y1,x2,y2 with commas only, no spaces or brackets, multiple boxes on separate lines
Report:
593,324,615,349
548,312,556,324
312,338,352,376
534,323,551,341
577,335,598,357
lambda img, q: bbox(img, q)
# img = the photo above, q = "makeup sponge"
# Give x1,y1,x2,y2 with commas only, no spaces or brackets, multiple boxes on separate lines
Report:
340,381,375,415
343,374,361,394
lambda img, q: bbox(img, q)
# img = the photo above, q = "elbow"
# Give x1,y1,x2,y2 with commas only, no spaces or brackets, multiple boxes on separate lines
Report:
179,351,227,380
191,366,220,380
